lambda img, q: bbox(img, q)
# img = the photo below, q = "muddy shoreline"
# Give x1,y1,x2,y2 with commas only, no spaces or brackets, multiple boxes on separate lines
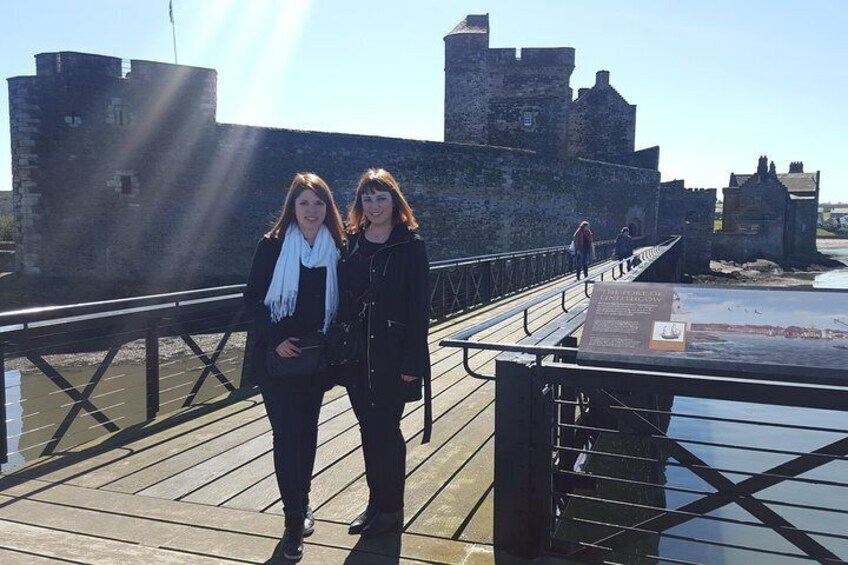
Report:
693,239,848,288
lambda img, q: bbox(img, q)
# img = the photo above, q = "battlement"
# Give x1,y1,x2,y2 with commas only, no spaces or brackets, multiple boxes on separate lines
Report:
36,52,122,78
128,59,216,83
487,47,575,67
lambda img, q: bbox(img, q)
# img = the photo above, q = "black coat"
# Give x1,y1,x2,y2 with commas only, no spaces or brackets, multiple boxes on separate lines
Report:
345,224,432,441
244,236,342,388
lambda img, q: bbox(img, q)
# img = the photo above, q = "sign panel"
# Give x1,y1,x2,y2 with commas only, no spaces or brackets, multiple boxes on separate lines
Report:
578,283,848,385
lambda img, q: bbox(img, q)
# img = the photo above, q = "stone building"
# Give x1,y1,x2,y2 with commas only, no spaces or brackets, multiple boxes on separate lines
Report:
714,156,820,262
657,180,716,274
7,15,703,288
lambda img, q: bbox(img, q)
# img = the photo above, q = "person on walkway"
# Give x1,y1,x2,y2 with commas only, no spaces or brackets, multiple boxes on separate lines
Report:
344,168,432,538
614,226,634,276
573,220,595,280
244,172,346,562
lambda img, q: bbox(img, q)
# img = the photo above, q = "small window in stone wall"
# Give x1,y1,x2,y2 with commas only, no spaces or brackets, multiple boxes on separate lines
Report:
110,171,138,196
522,110,535,129
106,98,132,127
64,112,82,127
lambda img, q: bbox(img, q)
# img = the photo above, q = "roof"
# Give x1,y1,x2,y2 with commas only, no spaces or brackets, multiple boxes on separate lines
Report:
446,15,489,36
731,171,818,196
777,172,818,194
730,174,752,187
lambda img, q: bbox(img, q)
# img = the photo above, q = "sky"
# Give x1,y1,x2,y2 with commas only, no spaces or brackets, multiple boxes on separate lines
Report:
674,287,848,330
1,0,847,202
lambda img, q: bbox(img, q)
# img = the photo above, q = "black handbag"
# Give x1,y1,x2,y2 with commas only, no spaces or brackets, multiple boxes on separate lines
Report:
326,315,365,367
265,332,327,379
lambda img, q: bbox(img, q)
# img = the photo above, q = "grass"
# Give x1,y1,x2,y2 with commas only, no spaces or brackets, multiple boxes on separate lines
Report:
817,227,837,238
0,215,12,241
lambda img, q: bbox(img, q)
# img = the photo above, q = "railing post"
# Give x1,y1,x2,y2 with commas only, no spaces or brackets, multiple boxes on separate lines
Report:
494,354,550,559
145,320,160,420
1,344,7,465
480,260,493,304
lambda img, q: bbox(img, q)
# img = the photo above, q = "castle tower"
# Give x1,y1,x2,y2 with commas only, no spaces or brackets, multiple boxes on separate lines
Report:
444,14,575,156
567,70,636,161
444,14,490,145
8,52,217,276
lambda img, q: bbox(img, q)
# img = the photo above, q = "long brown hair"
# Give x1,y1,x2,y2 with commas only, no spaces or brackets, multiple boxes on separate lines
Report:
266,173,345,247
347,168,419,234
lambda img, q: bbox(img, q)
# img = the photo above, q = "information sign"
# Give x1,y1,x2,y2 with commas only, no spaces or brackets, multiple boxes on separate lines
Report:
577,283,848,385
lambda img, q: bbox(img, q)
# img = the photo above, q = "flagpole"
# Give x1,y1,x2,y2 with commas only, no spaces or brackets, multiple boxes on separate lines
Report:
169,0,178,64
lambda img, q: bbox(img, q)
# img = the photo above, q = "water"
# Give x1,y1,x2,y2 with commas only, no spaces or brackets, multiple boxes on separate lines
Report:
1,333,246,474
814,243,848,289
682,332,847,372
661,396,848,563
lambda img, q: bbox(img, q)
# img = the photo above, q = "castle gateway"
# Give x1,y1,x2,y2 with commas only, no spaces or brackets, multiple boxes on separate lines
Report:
8,14,710,288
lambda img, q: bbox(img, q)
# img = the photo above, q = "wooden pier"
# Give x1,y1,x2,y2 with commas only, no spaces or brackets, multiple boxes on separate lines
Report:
0,264,606,564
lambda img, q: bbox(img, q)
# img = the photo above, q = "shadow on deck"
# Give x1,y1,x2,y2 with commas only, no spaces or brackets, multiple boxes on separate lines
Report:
0,259,624,564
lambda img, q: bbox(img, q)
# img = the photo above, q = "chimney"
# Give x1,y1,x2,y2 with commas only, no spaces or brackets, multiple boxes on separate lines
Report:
756,155,768,176
789,161,804,173
769,161,776,175
595,70,610,88
577,87,590,98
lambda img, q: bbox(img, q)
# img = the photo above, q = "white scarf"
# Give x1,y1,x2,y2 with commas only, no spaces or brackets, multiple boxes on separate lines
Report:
264,224,339,333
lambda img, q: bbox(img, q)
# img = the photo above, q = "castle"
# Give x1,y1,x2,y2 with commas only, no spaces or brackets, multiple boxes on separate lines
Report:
714,156,820,261
7,14,713,288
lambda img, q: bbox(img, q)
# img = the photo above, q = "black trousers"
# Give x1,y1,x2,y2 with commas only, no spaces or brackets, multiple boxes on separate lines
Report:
260,378,324,515
347,382,406,512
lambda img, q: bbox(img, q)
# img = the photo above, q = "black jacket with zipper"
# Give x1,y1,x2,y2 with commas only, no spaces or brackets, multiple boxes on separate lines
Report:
345,224,432,442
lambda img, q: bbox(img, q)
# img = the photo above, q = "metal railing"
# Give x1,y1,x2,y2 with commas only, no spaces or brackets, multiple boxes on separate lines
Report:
428,238,619,320
0,241,624,470
441,237,848,563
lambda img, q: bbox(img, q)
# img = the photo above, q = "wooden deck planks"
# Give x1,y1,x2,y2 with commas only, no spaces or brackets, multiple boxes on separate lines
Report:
0,481,496,564
407,436,495,540
0,266,611,564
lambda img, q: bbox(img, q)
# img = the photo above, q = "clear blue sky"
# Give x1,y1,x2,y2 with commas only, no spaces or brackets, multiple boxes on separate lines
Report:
2,0,847,202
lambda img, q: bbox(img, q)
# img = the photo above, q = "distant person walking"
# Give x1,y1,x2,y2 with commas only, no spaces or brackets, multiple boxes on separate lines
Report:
573,220,594,280
343,168,432,538
244,173,346,562
614,226,634,276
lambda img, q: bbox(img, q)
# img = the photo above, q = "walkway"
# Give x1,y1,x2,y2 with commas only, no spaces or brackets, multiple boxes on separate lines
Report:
0,262,620,564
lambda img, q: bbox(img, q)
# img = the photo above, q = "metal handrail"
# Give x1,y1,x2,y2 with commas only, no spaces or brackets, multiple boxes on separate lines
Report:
441,239,676,348
0,285,245,329
439,238,680,381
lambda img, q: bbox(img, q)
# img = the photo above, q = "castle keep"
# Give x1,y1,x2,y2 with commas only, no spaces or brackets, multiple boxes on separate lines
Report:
8,14,711,287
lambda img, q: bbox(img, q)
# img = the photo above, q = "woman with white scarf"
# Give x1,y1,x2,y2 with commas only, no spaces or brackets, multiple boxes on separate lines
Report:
244,173,346,562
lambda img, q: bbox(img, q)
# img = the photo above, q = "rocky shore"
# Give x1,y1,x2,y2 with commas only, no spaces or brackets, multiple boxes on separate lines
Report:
692,239,848,288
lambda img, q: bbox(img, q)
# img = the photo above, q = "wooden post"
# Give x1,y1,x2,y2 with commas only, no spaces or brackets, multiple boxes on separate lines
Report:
494,354,551,558
145,321,159,420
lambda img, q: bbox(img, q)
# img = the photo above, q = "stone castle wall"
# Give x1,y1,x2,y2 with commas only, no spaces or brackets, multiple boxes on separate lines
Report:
9,52,660,288
658,180,716,274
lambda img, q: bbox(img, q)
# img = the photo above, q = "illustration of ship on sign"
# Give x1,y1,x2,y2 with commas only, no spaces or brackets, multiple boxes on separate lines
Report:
661,325,681,340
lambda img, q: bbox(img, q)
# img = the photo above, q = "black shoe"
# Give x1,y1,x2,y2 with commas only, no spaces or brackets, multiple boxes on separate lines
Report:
348,504,378,535
360,509,403,538
304,505,315,538
281,512,305,561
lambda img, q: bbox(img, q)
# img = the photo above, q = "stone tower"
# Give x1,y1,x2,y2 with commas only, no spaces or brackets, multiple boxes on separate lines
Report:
567,70,637,161
8,52,217,276
443,14,575,156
